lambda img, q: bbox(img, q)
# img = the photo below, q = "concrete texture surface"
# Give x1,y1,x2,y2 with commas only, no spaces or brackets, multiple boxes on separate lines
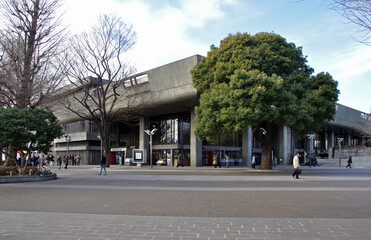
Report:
1,165,370,239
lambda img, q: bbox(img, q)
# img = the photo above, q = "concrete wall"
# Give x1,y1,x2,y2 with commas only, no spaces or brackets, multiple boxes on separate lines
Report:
329,104,368,130
318,147,371,168
54,55,201,124
317,156,371,168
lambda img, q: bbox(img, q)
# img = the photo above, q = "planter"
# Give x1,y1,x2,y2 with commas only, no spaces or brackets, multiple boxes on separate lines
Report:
0,173,57,183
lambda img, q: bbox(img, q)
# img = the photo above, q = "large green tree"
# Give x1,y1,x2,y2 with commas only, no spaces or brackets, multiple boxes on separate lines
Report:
191,32,339,169
0,108,63,174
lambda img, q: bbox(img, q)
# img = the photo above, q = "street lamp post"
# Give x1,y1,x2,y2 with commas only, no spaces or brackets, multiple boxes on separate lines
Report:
97,134,103,161
338,137,344,167
65,135,71,166
144,127,158,169
307,134,314,168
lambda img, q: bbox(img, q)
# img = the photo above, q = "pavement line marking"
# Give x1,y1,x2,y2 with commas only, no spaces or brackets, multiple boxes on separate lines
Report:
51,173,371,182
3,184,371,192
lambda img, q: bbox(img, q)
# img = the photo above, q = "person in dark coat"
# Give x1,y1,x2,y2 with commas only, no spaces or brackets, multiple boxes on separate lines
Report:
99,155,107,175
346,156,352,168
63,154,68,169
177,153,184,167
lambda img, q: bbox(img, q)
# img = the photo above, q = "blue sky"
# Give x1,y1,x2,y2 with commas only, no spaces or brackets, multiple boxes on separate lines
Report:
64,0,371,113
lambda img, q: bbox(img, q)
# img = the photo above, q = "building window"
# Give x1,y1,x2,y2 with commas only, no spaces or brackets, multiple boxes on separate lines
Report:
150,112,190,145
123,73,149,89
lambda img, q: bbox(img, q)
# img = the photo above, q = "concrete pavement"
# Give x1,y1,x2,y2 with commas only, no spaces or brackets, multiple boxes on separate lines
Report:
1,165,371,240
1,211,370,240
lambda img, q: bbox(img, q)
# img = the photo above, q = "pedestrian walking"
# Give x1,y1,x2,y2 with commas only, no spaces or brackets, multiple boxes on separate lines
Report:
99,155,107,175
213,154,221,168
292,152,301,179
225,155,230,168
72,154,76,165
346,156,352,168
76,154,81,165
252,154,256,169
57,154,62,169
68,154,73,166
176,153,184,167
213,155,217,168
64,154,68,169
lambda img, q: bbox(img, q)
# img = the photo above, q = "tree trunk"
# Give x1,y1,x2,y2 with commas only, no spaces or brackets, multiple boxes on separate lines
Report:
102,123,111,167
259,143,272,170
104,135,111,167
257,121,274,170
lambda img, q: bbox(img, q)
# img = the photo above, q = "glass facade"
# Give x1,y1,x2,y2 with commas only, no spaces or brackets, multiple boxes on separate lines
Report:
110,121,139,148
201,132,242,147
150,112,190,145
148,112,191,166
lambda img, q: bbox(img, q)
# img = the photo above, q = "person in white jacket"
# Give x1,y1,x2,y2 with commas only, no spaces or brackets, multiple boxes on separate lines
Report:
292,153,301,179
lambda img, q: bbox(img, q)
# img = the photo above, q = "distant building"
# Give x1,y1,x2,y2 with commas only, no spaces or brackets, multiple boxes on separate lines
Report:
52,55,369,166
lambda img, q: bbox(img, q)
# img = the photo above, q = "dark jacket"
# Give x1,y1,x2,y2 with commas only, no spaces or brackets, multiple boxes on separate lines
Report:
101,156,106,166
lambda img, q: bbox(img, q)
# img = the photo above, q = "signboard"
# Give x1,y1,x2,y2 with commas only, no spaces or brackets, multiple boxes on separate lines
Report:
133,149,147,163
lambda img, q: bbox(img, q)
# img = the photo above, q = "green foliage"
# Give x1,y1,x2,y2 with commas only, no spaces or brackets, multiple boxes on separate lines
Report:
0,166,38,176
191,32,339,140
34,170,53,176
0,108,63,160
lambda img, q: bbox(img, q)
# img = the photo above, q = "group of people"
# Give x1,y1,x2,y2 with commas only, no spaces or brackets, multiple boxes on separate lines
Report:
56,154,81,169
212,154,233,168
93,151,357,178
96,151,355,178
22,154,55,167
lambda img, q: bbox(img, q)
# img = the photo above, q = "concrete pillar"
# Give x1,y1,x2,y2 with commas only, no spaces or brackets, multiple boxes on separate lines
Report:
329,131,335,148
280,125,292,165
242,126,252,167
247,126,252,166
347,133,351,146
139,117,149,164
190,109,202,167
278,125,291,165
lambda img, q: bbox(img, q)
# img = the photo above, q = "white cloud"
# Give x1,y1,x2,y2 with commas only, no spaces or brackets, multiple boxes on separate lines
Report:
309,44,371,113
323,46,371,79
59,0,370,112
62,0,236,71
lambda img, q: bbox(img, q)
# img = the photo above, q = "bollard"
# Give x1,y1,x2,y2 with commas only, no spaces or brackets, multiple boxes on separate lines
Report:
29,169,32,176
10,171,12,177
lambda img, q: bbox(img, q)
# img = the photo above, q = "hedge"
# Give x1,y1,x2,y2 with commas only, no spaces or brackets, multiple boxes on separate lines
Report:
0,166,38,176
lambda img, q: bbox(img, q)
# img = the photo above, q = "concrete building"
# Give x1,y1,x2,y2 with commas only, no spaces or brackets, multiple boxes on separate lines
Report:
52,55,370,166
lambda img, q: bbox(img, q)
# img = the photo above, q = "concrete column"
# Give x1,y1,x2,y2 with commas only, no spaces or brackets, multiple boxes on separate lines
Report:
139,117,149,164
347,133,351,146
190,109,202,167
281,126,292,165
242,126,252,167
329,131,335,148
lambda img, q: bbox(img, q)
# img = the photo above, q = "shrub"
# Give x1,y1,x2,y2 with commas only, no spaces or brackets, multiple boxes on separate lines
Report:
34,170,53,176
0,166,39,176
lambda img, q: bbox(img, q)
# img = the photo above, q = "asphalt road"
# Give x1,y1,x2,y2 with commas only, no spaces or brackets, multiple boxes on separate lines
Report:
1,165,371,219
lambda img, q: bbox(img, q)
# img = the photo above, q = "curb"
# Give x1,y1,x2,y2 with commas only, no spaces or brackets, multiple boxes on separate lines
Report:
0,173,57,183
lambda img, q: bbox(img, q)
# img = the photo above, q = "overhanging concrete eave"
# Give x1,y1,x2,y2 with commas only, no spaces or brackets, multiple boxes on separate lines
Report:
138,98,199,117
325,121,363,134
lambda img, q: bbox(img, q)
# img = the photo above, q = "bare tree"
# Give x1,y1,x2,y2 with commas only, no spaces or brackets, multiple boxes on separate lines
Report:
0,0,67,108
60,14,138,166
331,0,371,45
360,114,371,142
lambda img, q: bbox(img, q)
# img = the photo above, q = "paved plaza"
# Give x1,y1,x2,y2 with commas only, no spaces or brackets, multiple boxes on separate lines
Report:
1,165,371,240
